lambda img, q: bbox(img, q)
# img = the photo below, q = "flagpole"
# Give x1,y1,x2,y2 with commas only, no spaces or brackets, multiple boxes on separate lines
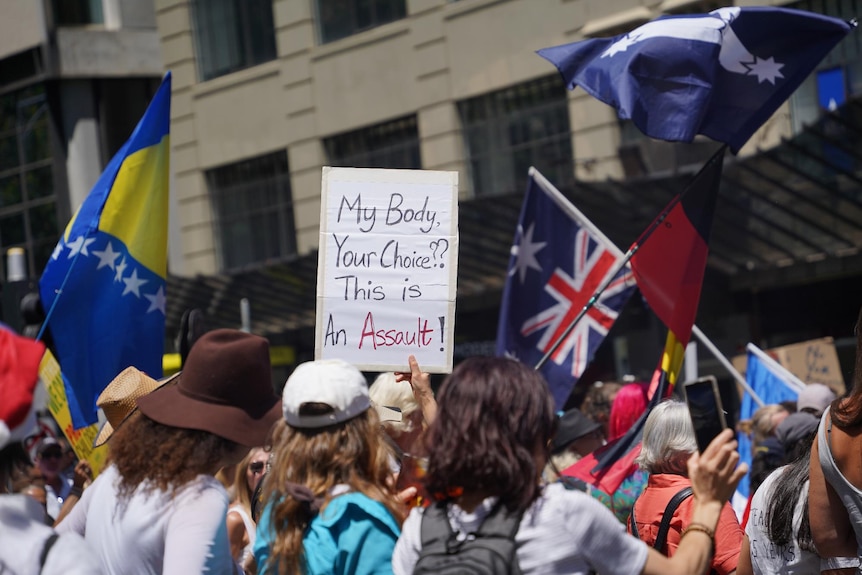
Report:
36,249,85,342
691,325,764,408
533,145,727,372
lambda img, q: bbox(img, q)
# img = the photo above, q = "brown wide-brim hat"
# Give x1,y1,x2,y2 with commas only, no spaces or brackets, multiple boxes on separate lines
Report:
93,367,178,447
137,329,281,447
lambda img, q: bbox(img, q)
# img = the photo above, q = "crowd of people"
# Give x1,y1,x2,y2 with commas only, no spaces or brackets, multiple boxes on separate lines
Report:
3,311,862,574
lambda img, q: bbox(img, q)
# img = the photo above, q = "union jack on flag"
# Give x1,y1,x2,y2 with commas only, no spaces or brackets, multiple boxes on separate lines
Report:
496,169,636,409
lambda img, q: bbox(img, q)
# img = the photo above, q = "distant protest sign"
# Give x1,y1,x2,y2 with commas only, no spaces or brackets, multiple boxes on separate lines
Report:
315,167,459,372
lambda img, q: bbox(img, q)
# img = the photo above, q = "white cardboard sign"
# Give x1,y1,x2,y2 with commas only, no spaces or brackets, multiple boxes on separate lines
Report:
315,167,459,372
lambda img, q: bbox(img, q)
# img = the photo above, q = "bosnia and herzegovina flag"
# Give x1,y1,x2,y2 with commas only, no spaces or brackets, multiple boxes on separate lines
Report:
39,72,171,428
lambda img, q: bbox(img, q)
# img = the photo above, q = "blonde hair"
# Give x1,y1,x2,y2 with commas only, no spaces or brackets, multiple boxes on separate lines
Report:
743,404,788,445
261,412,404,574
232,447,264,517
369,372,419,435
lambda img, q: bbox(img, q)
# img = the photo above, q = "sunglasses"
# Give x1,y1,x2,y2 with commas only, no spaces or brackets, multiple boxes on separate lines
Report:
40,450,63,460
249,462,265,474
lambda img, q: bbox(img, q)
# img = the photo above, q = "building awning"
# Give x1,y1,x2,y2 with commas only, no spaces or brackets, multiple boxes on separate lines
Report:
166,96,862,338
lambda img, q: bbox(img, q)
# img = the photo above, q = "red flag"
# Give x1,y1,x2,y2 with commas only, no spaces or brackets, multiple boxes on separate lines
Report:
561,440,641,496
631,147,724,347
0,327,44,447
564,149,724,495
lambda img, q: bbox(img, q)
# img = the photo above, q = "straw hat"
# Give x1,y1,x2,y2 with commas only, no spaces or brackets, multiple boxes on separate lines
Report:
93,367,175,447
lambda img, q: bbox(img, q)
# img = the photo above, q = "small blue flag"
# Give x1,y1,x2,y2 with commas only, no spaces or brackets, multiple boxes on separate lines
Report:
735,343,805,503
496,169,636,409
538,7,854,153
39,73,171,428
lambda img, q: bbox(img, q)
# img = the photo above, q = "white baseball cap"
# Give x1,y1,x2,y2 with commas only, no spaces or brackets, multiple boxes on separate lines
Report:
282,359,371,428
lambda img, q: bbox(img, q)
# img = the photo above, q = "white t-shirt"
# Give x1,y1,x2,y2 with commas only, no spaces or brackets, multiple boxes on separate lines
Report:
0,494,103,575
746,469,819,575
57,464,236,575
392,481,649,575
746,468,859,575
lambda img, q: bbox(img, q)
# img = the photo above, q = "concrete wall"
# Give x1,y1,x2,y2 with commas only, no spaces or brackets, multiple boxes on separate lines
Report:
155,0,792,277
0,0,47,60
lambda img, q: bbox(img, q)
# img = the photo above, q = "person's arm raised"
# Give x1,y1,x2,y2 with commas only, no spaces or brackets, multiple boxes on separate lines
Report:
641,428,747,575
395,355,436,426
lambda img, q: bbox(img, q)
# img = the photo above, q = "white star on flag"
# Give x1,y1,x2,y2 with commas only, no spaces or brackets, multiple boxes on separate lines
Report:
92,242,122,270
509,223,546,284
67,236,96,258
746,56,784,84
144,286,166,315
51,242,64,261
122,268,147,298
114,257,128,282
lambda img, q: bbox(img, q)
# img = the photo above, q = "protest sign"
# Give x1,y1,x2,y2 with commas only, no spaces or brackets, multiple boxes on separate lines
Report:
39,349,108,476
731,336,846,396
771,337,845,394
315,167,458,372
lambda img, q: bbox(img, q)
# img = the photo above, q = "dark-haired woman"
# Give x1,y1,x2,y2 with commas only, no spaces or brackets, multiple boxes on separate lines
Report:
810,306,862,562
392,356,747,575
57,329,281,574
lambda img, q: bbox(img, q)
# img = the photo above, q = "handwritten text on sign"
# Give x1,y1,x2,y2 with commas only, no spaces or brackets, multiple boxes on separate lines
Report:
315,168,458,372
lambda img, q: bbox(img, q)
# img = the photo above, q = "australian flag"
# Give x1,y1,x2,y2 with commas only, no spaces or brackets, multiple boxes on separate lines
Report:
496,169,636,409
538,7,854,154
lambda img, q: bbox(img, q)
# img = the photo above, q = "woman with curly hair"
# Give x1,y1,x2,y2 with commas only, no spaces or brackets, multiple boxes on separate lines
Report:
392,356,747,575
253,358,405,575
57,329,281,574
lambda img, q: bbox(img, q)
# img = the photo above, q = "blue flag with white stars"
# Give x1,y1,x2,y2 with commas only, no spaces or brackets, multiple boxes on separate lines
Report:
39,74,171,428
538,7,854,153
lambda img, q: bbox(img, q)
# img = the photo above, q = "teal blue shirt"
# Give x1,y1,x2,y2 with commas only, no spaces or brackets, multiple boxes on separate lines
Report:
254,492,400,575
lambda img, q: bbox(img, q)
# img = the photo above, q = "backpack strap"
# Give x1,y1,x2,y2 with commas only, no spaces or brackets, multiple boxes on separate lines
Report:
419,500,456,552
653,487,693,554
629,498,639,539
39,533,59,572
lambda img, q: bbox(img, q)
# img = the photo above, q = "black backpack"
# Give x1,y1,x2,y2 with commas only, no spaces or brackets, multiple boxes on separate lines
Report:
413,500,524,575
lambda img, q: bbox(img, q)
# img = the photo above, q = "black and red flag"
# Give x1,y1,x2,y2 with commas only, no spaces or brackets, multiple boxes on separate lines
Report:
562,146,726,496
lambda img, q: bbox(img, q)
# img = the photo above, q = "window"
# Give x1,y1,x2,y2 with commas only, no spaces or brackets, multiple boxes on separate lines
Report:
788,0,862,133
208,152,296,270
316,0,407,44
459,76,574,197
0,84,59,277
51,0,104,25
191,0,277,81
324,115,421,169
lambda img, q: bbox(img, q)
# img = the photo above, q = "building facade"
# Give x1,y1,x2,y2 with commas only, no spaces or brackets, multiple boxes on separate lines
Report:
0,0,163,282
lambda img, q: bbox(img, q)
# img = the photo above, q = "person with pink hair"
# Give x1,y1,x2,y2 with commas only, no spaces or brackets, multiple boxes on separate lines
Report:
609,382,650,442
601,382,651,523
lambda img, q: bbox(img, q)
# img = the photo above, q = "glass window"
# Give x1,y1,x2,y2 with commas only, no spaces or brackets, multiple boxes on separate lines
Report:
458,75,574,197
0,84,60,277
324,115,421,169
51,0,104,25
317,0,407,44
207,151,296,270
191,0,277,81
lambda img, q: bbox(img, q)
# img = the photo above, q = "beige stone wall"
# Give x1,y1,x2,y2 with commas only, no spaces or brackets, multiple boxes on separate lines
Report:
0,0,47,60
155,0,792,277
